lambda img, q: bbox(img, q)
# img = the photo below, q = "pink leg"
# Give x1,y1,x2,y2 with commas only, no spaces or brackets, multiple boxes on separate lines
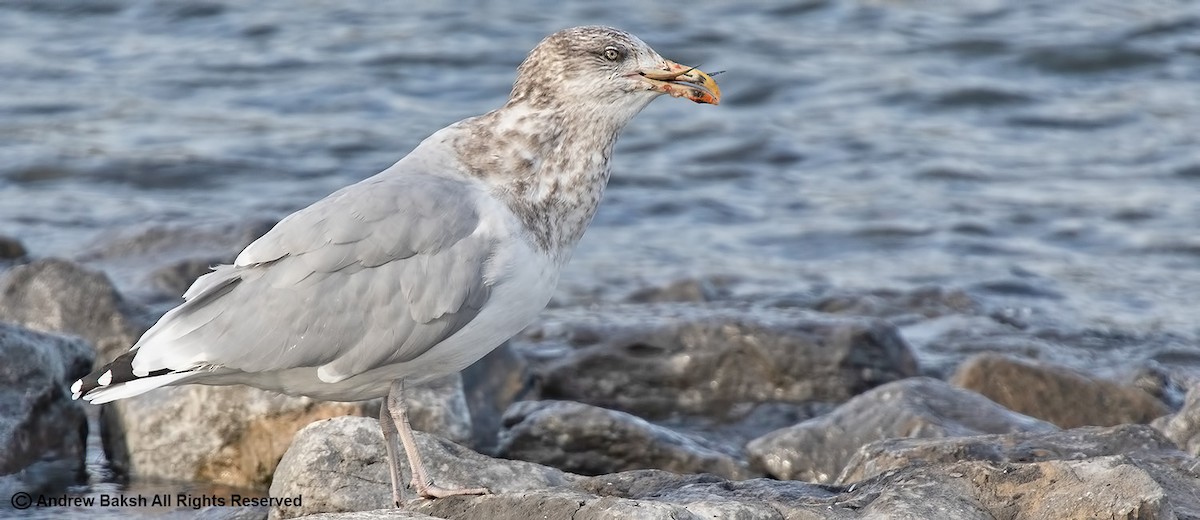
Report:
385,379,490,499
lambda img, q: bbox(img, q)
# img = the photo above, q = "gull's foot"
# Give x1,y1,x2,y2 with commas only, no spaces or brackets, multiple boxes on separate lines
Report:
412,479,491,499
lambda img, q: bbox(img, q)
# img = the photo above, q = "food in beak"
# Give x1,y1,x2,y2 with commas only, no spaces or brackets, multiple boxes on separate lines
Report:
638,60,721,105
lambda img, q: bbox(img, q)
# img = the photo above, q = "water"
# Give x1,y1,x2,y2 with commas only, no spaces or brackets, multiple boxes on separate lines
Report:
2,0,1199,516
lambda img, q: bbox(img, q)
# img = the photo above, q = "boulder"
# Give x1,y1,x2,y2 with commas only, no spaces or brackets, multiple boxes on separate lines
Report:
0,235,27,260
496,400,757,479
515,303,918,421
103,373,470,488
270,416,1200,520
75,219,276,305
0,258,151,361
810,285,981,325
747,377,1057,483
1153,383,1200,455
622,276,737,303
269,416,577,519
951,353,1170,428
852,455,1200,520
837,423,1178,483
0,323,94,493
460,342,534,453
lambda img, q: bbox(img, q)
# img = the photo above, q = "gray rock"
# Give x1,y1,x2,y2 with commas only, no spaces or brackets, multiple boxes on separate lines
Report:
103,373,470,488
271,415,1200,519
837,424,1178,484
269,416,577,519
515,303,918,421
161,505,269,520
0,323,94,493
460,342,534,453
747,377,1058,483
0,258,151,361
623,276,737,303
300,511,439,520
496,400,758,479
1153,383,1200,455
853,455,1200,520
810,285,981,325
951,353,1170,428
75,219,276,305
0,235,27,260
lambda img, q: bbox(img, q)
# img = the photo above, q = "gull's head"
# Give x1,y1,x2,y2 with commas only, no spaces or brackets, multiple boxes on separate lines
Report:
508,26,721,121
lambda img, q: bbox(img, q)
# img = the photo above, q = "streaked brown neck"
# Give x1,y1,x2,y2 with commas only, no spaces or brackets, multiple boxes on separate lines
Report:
452,101,622,260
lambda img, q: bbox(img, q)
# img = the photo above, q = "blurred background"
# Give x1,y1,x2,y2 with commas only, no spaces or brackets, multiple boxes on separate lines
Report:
2,0,1200,515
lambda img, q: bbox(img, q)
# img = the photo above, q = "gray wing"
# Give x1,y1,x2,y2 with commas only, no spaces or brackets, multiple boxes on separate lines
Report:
131,172,496,380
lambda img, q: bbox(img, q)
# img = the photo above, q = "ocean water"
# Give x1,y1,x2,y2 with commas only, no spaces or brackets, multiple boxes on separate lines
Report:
2,0,1199,517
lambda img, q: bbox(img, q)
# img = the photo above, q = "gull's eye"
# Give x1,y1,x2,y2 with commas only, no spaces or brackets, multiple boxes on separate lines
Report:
603,47,623,61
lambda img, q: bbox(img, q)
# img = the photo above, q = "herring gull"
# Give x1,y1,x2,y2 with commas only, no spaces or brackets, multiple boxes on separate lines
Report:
73,25,720,503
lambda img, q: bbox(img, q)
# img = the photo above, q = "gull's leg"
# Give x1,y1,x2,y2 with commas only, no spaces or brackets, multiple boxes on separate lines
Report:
379,401,408,507
386,379,490,499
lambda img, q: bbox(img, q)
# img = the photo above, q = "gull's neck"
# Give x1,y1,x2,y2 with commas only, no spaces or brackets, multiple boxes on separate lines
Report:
451,100,635,262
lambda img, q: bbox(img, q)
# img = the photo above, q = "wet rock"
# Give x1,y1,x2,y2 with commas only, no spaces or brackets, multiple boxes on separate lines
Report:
951,353,1170,428
496,400,757,479
623,276,736,303
0,258,151,360
460,342,534,453
0,323,94,493
747,377,1057,483
516,303,918,421
269,416,577,519
1152,383,1200,455
810,285,981,325
272,416,1199,520
837,424,1177,484
0,235,27,260
75,219,275,305
104,373,470,489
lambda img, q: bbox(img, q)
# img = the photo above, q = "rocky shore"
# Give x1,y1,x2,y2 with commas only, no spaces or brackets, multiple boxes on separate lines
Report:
1,225,1198,519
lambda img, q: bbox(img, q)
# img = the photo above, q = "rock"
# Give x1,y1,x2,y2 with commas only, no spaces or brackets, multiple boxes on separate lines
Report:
161,505,270,520
403,374,474,448
0,323,94,493
0,235,27,260
515,303,918,421
496,400,757,479
270,415,1200,520
747,377,1057,483
269,416,577,519
0,258,151,361
811,285,981,325
837,424,1177,483
951,353,1170,428
103,373,470,488
623,276,736,303
75,219,275,305
300,512,440,520
1153,383,1200,455
460,342,534,453
852,455,1200,520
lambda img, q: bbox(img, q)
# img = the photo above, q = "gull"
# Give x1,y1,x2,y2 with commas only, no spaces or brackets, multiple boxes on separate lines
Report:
72,25,720,504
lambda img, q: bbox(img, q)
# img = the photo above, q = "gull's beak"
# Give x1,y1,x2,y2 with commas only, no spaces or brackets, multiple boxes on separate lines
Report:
637,59,721,105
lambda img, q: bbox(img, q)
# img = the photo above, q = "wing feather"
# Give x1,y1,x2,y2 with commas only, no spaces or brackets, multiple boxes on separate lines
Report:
129,171,499,381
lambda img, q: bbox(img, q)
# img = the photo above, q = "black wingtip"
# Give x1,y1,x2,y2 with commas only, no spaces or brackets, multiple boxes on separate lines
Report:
75,350,173,400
